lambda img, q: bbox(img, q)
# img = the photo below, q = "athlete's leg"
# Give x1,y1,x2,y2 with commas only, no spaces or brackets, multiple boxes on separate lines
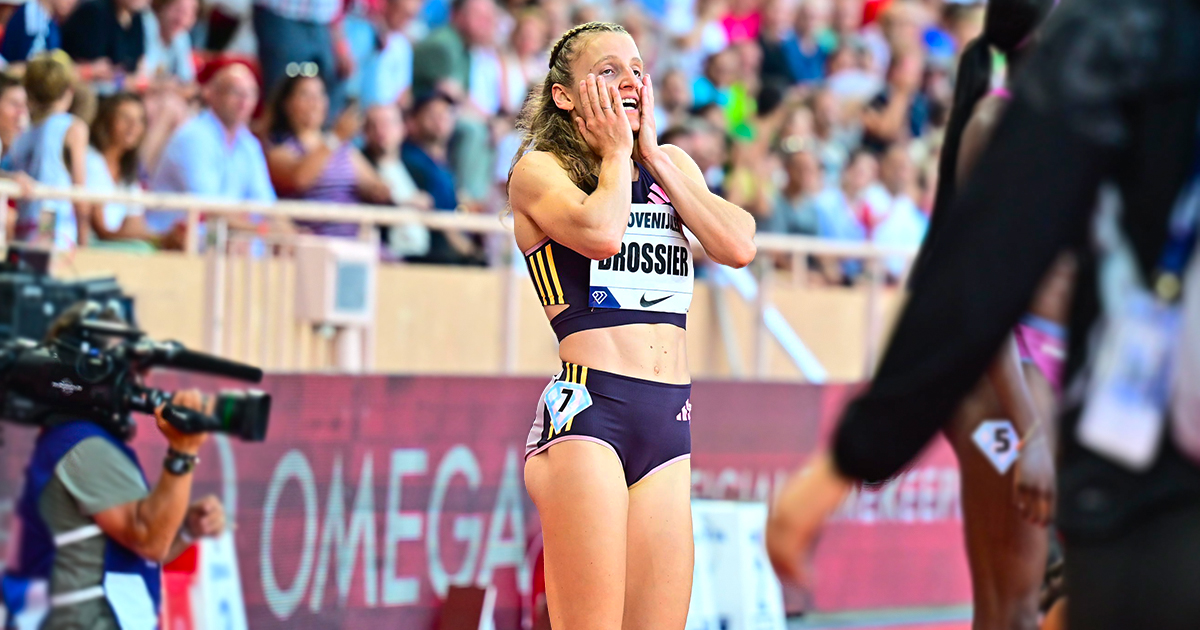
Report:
526,440,630,630
622,457,694,630
945,381,1046,630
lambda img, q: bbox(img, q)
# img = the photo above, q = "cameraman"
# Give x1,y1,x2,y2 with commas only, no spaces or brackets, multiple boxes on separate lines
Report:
3,391,226,629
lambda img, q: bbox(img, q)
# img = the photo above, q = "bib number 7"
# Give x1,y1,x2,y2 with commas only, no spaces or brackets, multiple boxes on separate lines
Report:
544,380,593,434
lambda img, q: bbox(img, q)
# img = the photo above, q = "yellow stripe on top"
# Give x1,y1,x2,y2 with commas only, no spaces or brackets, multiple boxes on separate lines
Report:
526,254,549,305
544,246,565,305
561,363,589,385
535,251,559,305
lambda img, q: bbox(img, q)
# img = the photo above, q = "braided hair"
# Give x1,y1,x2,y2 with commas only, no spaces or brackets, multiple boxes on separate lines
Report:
511,21,629,193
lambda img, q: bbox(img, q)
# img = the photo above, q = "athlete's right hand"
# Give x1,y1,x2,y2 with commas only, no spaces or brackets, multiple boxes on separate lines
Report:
574,74,633,161
1014,433,1056,526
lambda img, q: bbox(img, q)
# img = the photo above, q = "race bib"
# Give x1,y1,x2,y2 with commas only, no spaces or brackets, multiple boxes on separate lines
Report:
972,419,1020,475
589,204,694,314
543,380,593,434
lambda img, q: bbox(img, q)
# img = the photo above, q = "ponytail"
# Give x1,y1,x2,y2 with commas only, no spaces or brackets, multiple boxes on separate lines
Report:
910,37,993,284
931,37,993,219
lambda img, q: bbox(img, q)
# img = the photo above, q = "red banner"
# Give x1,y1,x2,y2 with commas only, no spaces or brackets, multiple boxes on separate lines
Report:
0,375,969,628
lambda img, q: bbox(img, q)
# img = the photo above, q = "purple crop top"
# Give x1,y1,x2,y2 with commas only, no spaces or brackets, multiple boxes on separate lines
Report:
523,163,692,342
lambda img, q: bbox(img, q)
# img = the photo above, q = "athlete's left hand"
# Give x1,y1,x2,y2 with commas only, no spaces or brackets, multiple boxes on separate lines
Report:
766,451,854,588
633,74,662,165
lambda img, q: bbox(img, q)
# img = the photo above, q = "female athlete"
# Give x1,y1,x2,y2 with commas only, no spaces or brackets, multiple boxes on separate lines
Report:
766,2,1071,629
509,22,756,630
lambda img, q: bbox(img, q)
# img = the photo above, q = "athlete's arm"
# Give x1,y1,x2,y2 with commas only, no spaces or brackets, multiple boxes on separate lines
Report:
634,76,756,268
643,145,757,268
510,76,635,260
830,0,1152,483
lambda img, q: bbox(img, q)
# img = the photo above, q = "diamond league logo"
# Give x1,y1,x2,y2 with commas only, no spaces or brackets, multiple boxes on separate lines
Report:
592,290,608,304
51,379,83,395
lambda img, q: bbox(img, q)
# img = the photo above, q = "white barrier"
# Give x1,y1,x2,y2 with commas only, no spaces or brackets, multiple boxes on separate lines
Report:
688,500,788,630
0,181,916,378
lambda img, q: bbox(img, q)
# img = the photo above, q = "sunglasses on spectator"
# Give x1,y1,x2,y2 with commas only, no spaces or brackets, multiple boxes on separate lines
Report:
285,62,320,78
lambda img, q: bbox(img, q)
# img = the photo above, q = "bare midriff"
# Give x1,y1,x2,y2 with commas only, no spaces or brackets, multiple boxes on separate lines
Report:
544,303,690,384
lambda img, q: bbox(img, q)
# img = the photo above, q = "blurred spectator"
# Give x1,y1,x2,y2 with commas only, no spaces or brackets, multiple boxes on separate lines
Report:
411,0,499,202
502,7,549,109
84,93,162,250
942,0,984,52
693,46,736,109
401,91,481,264
412,0,494,97
265,73,391,236
0,0,22,43
252,0,348,112
724,133,773,225
150,59,275,235
758,0,828,87
720,0,761,43
664,0,727,82
824,43,881,103
813,148,877,280
141,0,197,83
362,102,433,258
765,147,821,235
365,0,423,107
655,68,693,131
61,0,150,76
861,0,926,76
861,48,926,153
828,0,863,48
867,142,927,278
0,73,27,160
809,87,854,181
8,52,89,248
0,0,76,65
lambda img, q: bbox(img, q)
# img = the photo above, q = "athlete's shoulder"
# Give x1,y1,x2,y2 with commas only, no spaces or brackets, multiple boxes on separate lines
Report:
657,144,694,165
512,150,566,175
656,144,705,183
510,151,568,189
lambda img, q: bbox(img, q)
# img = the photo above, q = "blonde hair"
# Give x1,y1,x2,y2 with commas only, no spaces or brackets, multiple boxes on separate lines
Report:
24,50,76,113
511,21,628,194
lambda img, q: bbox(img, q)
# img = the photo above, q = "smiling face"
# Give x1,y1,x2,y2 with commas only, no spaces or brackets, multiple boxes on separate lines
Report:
108,99,146,152
554,31,645,133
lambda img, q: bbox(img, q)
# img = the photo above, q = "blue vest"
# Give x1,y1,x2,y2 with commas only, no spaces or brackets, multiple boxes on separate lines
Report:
2,421,162,629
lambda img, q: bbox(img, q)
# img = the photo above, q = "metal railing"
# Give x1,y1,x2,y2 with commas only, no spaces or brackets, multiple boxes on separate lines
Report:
0,180,917,379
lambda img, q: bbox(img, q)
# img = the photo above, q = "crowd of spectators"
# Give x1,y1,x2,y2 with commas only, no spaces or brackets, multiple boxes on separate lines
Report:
0,0,986,280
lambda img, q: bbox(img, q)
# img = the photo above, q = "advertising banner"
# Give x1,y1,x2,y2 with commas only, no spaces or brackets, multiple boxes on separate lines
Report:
0,375,969,629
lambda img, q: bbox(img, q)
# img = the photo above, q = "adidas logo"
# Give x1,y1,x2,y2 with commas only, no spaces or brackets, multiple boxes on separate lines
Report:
676,399,692,422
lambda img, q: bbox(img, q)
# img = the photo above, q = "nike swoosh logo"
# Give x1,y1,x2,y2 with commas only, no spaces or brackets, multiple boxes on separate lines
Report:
640,294,671,308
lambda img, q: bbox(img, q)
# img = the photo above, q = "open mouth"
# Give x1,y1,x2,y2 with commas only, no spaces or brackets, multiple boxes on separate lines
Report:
621,97,639,112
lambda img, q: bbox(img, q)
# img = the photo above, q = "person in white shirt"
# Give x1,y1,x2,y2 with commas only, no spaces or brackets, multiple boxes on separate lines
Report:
362,103,433,258
141,0,197,83
85,92,164,250
865,143,928,280
368,0,421,107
